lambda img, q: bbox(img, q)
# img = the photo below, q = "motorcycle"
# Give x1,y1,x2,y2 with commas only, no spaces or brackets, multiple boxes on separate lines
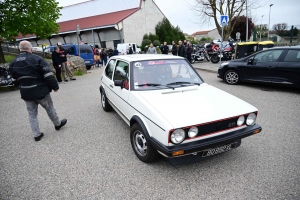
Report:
210,43,235,64
191,45,210,63
0,67,15,89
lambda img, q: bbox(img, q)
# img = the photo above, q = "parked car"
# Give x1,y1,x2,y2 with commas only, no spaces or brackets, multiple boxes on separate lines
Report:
48,44,94,70
117,43,141,55
99,55,262,165
217,46,300,88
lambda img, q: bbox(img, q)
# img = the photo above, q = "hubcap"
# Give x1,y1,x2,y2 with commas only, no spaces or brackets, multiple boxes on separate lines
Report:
101,94,105,107
226,71,239,84
133,130,147,156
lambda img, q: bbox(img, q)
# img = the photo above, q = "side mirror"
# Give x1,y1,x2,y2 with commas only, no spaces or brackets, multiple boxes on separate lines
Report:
114,80,124,89
247,58,254,65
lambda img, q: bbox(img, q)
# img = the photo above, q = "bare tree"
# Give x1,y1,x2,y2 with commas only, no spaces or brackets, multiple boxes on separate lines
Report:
190,0,260,40
273,23,288,36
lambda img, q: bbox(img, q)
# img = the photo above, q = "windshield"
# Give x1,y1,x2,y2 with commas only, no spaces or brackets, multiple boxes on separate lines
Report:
132,59,203,90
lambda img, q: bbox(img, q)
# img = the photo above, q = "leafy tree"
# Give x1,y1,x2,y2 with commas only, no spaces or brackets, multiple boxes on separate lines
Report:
148,33,159,43
143,34,149,40
200,37,212,42
255,24,268,40
0,0,62,63
141,39,152,49
153,40,160,47
191,0,260,40
155,18,185,44
230,15,255,41
272,23,288,36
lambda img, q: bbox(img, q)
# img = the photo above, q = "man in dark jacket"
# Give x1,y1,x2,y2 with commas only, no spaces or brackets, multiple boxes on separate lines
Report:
108,47,114,58
52,47,63,83
113,47,119,55
9,41,67,141
161,42,169,54
177,40,186,58
57,42,76,81
171,41,177,55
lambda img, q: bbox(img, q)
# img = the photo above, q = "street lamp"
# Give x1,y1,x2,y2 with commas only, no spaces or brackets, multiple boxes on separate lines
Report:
260,15,264,41
268,4,273,40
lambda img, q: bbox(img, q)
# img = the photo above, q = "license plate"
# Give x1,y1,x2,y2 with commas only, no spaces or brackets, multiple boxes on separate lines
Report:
202,143,236,157
85,61,90,63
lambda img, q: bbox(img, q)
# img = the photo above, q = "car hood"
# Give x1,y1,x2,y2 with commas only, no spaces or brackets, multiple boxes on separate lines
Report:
137,84,257,128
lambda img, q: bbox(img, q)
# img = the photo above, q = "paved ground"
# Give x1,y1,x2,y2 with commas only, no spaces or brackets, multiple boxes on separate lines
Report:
0,65,299,199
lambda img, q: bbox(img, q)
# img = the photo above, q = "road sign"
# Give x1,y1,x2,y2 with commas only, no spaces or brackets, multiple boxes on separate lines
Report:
220,15,228,26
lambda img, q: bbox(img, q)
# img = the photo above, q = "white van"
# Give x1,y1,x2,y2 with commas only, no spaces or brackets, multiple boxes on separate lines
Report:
117,43,141,55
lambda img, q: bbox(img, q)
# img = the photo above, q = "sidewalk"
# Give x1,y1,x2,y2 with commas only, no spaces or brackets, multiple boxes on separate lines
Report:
192,61,222,73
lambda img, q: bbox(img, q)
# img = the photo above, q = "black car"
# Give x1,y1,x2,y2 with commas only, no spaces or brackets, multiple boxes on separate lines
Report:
217,46,300,88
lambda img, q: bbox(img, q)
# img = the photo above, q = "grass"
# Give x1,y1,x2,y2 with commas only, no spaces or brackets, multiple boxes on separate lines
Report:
4,55,16,63
73,68,85,76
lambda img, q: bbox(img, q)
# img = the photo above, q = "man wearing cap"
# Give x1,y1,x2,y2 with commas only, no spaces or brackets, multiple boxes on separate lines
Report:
57,42,76,82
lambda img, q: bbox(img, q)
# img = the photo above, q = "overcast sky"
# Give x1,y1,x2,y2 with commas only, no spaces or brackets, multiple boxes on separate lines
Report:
57,0,300,35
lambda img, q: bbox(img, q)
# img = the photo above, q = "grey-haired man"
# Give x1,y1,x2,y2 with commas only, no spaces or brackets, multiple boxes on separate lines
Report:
9,41,67,141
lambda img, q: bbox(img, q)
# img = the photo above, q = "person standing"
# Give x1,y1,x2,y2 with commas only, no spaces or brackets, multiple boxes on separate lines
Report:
161,42,169,55
100,48,108,66
57,42,76,81
52,47,63,83
177,40,186,58
94,45,101,68
9,41,67,142
147,43,157,54
186,42,193,63
171,41,177,55
113,47,119,56
128,44,133,54
108,47,114,58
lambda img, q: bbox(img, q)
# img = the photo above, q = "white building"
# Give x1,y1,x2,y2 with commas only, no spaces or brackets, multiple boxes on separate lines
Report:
16,0,165,48
191,29,221,41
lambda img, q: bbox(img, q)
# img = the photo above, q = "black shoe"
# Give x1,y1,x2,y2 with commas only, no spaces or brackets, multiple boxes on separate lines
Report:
55,119,67,130
64,79,69,82
34,133,44,141
70,77,76,80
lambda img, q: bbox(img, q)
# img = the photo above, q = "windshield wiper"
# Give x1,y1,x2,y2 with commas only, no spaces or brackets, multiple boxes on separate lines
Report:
167,81,201,86
136,83,161,87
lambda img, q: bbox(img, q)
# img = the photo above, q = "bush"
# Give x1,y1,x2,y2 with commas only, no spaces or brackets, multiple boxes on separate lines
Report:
73,68,85,76
153,40,160,47
142,39,152,49
143,34,149,40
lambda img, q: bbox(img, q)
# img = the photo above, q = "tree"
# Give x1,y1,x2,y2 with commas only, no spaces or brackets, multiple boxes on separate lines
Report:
230,15,255,41
254,24,268,40
273,23,288,36
191,0,259,40
0,0,62,63
155,18,185,44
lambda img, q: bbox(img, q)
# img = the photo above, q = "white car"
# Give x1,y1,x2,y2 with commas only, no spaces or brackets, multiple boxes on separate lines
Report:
99,55,262,165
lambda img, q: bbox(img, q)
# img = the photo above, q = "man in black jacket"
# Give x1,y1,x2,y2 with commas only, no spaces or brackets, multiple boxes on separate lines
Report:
177,40,186,58
57,42,76,82
161,42,169,54
171,41,177,55
9,41,67,141
52,47,63,83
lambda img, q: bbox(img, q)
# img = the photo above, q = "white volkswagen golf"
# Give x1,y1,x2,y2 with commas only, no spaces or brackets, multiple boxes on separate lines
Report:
100,54,262,165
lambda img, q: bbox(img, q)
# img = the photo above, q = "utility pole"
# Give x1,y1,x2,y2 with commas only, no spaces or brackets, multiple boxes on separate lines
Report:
260,15,264,41
246,0,248,42
268,4,273,40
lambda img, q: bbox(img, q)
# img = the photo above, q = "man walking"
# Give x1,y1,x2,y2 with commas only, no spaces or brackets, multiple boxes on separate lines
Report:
57,42,76,82
51,47,63,83
171,41,177,55
177,40,186,58
147,43,157,54
9,41,67,142
161,42,169,55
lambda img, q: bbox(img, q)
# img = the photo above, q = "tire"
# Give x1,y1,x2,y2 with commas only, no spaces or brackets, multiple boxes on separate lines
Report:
101,90,112,112
130,123,158,163
211,55,219,63
224,70,240,85
86,65,91,70
191,56,195,64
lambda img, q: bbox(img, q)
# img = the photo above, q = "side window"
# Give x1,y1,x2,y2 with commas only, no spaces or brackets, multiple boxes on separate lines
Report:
254,50,283,62
105,59,116,79
113,60,129,81
284,50,300,62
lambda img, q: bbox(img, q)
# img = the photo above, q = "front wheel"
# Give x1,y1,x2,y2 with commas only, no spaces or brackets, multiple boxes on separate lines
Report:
86,65,91,70
224,70,240,85
191,57,195,64
211,55,219,63
130,123,158,163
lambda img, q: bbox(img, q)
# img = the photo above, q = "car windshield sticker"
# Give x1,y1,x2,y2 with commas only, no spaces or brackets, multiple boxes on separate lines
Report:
134,62,142,67
148,60,164,65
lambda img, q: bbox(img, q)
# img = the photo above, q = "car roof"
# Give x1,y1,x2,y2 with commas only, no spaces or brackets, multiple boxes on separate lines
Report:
111,54,185,62
272,46,300,50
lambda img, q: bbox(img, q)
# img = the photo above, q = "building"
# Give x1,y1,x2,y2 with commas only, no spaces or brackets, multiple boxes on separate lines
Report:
16,0,165,48
191,29,221,41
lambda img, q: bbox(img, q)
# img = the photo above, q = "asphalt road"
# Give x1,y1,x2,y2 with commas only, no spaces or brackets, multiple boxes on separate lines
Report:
0,67,299,200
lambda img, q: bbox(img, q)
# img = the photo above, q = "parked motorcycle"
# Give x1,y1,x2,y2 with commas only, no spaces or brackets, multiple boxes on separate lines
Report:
191,45,210,63
0,67,15,89
210,43,235,64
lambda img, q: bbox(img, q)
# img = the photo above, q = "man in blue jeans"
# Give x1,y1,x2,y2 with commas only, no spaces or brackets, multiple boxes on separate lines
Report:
9,41,67,142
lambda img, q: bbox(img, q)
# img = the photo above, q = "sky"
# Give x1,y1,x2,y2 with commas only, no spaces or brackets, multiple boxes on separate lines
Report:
57,0,300,35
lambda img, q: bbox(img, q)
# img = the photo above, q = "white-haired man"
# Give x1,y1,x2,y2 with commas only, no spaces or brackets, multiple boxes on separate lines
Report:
9,41,67,141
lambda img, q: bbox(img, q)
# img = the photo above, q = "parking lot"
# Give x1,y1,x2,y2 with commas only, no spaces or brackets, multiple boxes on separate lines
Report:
0,66,299,199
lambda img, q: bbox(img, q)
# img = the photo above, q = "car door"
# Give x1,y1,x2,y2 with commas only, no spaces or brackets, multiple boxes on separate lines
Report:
101,59,116,103
110,60,130,123
239,49,283,82
272,49,300,86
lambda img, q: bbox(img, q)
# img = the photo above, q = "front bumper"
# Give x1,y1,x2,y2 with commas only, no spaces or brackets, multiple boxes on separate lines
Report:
150,124,262,158
217,68,224,79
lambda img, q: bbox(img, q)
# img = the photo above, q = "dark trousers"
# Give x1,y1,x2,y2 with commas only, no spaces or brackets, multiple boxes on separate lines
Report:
55,67,62,82
187,53,192,63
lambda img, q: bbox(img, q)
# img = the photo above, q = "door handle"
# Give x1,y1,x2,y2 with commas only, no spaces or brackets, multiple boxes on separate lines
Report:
109,84,113,88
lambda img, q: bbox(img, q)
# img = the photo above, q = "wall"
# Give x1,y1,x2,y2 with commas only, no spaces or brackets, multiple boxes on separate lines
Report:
122,0,164,45
208,29,221,40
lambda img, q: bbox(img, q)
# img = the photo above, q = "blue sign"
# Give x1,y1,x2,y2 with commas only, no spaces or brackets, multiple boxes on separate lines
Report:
220,15,228,26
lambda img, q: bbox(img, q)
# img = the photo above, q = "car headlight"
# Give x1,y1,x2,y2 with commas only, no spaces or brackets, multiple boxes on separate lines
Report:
237,116,245,126
170,129,185,144
246,113,257,126
188,127,198,138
